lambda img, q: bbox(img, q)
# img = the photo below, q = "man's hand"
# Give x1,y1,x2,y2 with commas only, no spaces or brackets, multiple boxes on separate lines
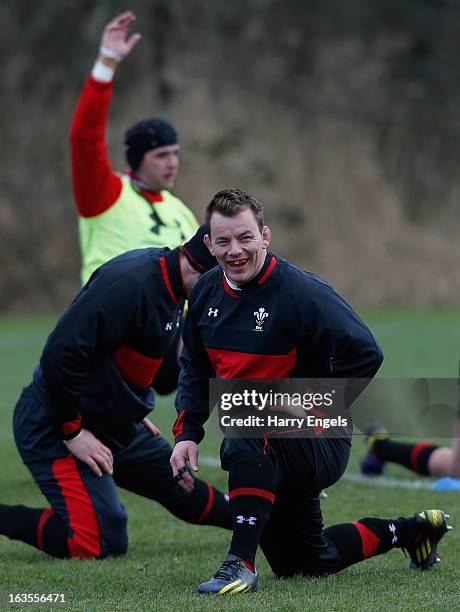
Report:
100,11,142,61
170,440,199,493
142,417,161,437
64,429,113,478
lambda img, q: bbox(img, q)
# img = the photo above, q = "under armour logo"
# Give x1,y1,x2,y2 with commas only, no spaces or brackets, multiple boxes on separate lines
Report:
208,308,219,317
389,522,398,545
236,515,257,525
165,322,173,331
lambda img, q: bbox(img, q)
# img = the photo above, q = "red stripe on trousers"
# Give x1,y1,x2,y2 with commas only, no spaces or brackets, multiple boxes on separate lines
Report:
52,456,101,559
352,521,381,559
206,347,296,379
113,345,163,387
411,442,434,473
195,482,215,523
229,487,275,503
37,508,54,551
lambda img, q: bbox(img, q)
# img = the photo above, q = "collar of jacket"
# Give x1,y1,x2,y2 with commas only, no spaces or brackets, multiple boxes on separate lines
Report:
225,252,279,294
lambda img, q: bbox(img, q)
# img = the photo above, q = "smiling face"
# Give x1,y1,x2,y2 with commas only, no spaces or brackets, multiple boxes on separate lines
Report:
135,144,180,191
204,208,271,286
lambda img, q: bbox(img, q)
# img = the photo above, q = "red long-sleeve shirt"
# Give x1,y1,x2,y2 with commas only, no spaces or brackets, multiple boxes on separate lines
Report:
69,76,163,219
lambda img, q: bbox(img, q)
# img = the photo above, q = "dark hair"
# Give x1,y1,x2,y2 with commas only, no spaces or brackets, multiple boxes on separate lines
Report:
205,188,264,235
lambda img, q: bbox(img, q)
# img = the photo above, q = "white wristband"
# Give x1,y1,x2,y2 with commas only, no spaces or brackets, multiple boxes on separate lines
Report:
92,60,115,82
63,430,83,444
99,45,123,61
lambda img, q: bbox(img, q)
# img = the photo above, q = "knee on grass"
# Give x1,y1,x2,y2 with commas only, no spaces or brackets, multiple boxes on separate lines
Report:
69,507,128,559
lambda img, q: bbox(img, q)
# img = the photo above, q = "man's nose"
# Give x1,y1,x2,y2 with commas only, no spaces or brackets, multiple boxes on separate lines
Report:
168,154,179,169
228,239,242,256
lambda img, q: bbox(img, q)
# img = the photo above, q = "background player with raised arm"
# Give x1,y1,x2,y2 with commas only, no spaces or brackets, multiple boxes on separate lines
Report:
70,11,198,286
170,189,451,594
0,228,230,559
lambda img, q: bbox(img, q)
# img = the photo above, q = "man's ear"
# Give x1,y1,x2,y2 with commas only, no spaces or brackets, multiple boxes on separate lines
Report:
204,234,214,255
262,226,271,249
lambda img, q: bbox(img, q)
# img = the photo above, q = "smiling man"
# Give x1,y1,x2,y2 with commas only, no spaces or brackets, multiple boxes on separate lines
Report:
170,188,451,594
203,200,270,285
70,11,198,286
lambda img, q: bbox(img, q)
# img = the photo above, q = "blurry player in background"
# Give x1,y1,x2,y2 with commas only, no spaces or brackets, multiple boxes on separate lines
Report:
362,373,460,479
70,11,199,397
70,11,198,286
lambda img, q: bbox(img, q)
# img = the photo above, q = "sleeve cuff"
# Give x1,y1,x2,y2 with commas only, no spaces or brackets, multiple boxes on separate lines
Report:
174,430,203,445
172,411,205,444
62,429,83,443
91,61,115,83
60,415,82,441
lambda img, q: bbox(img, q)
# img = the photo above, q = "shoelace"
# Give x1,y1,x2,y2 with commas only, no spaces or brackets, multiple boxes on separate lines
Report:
214,559,243,580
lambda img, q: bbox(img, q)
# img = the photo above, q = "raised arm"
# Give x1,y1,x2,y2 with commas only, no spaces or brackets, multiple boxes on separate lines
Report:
69,11,142,217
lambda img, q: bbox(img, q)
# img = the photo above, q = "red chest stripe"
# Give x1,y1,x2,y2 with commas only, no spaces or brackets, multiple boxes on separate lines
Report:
206,347,296,379
113,346,163,387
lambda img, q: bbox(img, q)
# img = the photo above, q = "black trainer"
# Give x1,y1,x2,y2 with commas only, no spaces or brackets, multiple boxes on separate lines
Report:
405,509,452,570
198,553,259,594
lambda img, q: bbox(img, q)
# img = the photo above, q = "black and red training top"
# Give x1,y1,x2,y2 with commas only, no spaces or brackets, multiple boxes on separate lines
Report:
173,253,383,444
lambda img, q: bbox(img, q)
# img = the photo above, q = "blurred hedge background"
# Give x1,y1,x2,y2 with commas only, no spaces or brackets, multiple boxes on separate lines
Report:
1,0,460,311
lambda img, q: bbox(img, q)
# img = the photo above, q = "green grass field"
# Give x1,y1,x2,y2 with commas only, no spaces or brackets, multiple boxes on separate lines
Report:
1,311,460,611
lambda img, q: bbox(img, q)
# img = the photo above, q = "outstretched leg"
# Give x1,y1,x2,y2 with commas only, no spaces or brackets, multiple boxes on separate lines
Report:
324,509,451,574
113,425,231,529
427,417,460,478
369,437,440,475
